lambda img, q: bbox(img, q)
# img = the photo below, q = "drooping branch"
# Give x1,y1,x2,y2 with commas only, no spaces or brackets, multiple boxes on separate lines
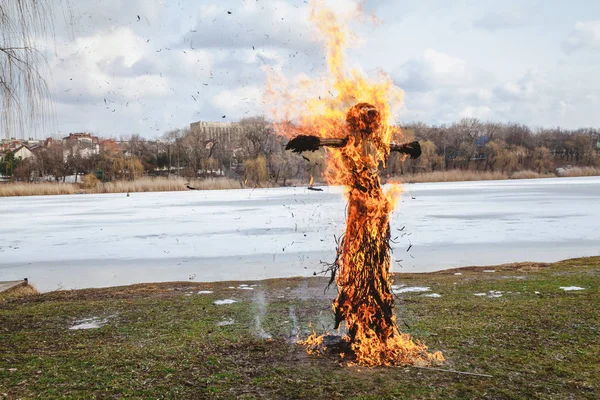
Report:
1,0,69,138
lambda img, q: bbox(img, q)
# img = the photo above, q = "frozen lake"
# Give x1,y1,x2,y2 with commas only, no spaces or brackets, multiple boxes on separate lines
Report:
1,176,599,292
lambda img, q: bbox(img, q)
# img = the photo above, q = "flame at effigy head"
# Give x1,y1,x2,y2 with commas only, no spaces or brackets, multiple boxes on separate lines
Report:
346,102,381,138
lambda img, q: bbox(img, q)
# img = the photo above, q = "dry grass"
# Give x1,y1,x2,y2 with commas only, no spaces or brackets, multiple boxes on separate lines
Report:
0,284,38,302
509,170,553,179
188,177,243,190
97,177,244,193
0,182,78,197
0,177,245,197
97,177,187,193
393,168,596,184
558,166,600,177
396,170,508,183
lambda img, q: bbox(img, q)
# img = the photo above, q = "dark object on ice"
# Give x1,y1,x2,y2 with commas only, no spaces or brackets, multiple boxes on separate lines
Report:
186,185,198,190
286,135,421,159
307,186,323,192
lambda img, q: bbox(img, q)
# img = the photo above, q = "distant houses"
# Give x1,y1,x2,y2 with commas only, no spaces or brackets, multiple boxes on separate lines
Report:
61,133,101,160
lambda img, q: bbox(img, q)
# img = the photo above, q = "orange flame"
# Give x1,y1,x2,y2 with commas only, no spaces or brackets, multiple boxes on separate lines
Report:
266,1,443,366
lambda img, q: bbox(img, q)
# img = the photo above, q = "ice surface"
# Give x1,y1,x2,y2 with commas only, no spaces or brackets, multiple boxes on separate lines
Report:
560,286,585,291
1,177,600,292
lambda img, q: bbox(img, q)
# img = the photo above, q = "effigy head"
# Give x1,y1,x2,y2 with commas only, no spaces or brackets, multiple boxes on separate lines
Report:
346,103,381,137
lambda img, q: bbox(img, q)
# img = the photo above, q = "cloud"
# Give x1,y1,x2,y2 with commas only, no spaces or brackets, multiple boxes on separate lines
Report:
22,0,600,137
460,105,492,119
211,86,264,118
472,9,531,32
492,69,552,102
393,49,481,92
182,1,316,51
563,20,600,53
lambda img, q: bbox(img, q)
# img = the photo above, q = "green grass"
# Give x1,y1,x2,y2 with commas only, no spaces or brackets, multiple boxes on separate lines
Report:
1,257,599,399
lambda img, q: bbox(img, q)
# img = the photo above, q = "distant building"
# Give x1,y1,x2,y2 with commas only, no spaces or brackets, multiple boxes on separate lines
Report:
189,121,242,143
12,145,34,160
62,133,100,159
0,145,34,162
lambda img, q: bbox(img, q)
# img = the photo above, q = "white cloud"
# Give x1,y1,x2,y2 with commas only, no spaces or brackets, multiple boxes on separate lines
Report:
563,20,600,53
472,9,531,32
17,0,600,137
394,49,479,91
460,105,492,119
183,1,315,51
211,86,264,118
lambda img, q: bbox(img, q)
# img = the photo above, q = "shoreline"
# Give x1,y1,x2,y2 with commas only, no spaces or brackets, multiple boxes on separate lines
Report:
10,256,596,295
1,168,599,197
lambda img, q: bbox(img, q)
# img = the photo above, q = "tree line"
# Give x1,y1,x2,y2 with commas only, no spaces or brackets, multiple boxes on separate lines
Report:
389,119,600,176
2,117,599,184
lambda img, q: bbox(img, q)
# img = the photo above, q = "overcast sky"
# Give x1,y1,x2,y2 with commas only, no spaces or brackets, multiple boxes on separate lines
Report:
42,0,600,138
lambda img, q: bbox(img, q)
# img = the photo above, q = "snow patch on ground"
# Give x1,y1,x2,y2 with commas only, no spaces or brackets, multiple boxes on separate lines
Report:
69,317,108,330
214,299,237,305
217,319,234,326
423,293,441,298
197,290,213,294
454,273,463,276
483,270,496,273
474,291,504,298
393,286,431,294
560,286,585,291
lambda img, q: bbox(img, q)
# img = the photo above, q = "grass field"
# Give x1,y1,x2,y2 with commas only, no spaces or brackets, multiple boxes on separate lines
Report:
1,257,599,399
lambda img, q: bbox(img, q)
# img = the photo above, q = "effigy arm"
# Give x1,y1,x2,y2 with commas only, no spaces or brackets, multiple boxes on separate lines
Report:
285,135,349,153
390,140,421,159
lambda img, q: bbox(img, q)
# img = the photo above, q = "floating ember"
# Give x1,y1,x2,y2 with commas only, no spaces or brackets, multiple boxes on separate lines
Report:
266,1,443,367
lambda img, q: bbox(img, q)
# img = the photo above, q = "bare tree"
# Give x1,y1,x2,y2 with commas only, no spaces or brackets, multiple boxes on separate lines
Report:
1,0,68,137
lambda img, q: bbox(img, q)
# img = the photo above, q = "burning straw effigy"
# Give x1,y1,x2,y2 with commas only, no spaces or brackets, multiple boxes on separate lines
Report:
265,1,444,366
286,103,443,366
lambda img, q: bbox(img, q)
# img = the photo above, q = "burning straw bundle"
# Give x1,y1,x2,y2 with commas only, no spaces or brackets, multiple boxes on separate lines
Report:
287,103,444,367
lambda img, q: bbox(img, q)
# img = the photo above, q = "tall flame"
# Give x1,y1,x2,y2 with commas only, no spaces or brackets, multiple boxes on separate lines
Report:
266,1,443,367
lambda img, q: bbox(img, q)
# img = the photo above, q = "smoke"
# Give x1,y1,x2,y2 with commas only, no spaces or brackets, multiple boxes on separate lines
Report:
253,291,273,340
287,305,300,343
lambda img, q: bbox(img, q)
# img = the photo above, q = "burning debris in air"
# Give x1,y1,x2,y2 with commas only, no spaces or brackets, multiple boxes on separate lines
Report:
265,1,443,367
